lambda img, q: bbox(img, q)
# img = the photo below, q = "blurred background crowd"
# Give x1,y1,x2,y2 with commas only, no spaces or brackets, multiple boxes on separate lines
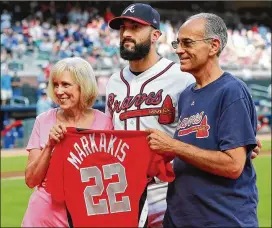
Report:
1,2,271,72
1,1,271,148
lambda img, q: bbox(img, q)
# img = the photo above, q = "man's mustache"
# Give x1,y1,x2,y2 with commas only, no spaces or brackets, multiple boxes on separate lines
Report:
121,38,136,46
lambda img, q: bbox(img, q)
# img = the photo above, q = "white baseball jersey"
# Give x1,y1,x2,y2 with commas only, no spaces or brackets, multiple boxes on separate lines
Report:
105,57,195,226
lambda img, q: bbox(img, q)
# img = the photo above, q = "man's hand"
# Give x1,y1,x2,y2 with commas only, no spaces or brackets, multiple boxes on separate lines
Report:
252,124,262,159
146,128,176,155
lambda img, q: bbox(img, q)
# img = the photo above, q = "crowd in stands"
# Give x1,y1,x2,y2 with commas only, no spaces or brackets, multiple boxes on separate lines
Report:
1,2,271,71
1,2,271,107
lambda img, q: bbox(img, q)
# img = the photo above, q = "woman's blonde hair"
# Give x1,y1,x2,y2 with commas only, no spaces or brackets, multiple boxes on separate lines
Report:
48,57,98,111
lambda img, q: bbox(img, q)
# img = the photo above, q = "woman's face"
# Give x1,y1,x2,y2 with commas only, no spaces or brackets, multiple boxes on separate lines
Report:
53,71,81,111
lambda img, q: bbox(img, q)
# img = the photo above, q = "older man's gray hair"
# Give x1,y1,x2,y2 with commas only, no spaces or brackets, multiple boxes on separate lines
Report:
188,13,228,56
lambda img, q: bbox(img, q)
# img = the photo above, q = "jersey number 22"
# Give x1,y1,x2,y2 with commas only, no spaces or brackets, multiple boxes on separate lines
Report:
80,163,131,215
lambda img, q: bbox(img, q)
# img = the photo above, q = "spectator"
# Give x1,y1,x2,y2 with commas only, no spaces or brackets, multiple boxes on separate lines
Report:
104,7,114,23
81,9,90,25
12,21,22,33
29,19,43,43
11,71,22,97
157,34,172,57
36,91,52,115
1,48,10,63
1,9,12,31
39,36,53,52
43,63,52,81
1,66,13,105
21,83,38,104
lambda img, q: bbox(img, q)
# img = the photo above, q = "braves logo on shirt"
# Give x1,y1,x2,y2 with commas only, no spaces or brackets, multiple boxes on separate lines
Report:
177,111,210,138
107,90,175,125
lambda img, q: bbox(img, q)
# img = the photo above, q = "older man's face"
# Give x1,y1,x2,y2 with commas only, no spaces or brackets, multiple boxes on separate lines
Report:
175,19,212,74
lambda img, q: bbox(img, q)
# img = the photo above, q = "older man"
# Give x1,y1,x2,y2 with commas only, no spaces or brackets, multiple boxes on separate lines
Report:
147,13,259,227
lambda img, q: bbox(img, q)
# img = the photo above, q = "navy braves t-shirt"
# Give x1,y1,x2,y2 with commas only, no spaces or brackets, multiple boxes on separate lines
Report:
164,72,258,227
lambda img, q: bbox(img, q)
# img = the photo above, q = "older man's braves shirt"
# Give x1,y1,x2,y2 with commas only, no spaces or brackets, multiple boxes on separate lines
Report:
46,128,175,227
165,72,258,227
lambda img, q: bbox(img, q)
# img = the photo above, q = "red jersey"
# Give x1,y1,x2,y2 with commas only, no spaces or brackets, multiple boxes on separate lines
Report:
46,128,175,227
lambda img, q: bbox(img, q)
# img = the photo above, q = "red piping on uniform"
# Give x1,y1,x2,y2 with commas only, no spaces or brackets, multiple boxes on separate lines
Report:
120,68,130,130
137,62,175,130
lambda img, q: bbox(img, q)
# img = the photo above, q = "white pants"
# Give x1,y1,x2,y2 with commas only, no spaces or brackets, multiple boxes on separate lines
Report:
147,182,168,227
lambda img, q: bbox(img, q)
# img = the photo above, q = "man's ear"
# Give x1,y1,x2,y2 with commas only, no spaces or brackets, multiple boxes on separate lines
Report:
209,38,221,56
151,29,162,43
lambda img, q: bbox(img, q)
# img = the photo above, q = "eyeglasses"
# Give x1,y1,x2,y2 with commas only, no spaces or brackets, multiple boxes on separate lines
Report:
171,38,214,49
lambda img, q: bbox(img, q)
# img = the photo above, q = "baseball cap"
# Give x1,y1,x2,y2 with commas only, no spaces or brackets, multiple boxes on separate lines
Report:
109,3,160,30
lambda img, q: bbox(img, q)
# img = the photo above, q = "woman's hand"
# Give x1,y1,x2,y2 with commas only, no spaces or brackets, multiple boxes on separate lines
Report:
47,123,67,148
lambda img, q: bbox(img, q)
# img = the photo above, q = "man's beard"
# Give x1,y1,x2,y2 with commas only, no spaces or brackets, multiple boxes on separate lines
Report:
120,37,151,61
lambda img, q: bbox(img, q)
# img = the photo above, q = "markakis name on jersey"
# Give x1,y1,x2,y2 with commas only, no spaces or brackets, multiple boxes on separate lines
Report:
177,111,210,138
67,133,129,170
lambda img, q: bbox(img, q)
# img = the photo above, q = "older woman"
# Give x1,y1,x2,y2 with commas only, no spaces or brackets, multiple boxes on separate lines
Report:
22,57,113,227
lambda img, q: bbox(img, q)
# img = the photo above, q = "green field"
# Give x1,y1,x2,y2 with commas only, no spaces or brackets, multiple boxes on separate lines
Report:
1,155,271,227
1,179,33,227
1,140,270,173
1,156,28,173
253,156,271,227
262,140,272,152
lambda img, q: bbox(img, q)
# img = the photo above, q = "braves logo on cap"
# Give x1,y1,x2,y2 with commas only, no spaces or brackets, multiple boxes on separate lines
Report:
109,3,161,30
123,5,135,14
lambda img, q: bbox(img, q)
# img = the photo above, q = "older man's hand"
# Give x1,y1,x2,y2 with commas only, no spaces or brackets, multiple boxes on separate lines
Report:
252,124,262,159
252,138,262,159
146,128,176,155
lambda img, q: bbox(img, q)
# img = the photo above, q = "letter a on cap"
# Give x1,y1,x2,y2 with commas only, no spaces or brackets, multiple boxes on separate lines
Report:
123,5,135,14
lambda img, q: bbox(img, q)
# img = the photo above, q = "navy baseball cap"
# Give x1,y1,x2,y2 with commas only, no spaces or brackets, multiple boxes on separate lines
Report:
109,3,160,30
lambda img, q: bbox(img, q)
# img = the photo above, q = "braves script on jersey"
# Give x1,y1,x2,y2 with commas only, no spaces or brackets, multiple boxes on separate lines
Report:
106,58,194,135
106,57,194,225
46,128,175,227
